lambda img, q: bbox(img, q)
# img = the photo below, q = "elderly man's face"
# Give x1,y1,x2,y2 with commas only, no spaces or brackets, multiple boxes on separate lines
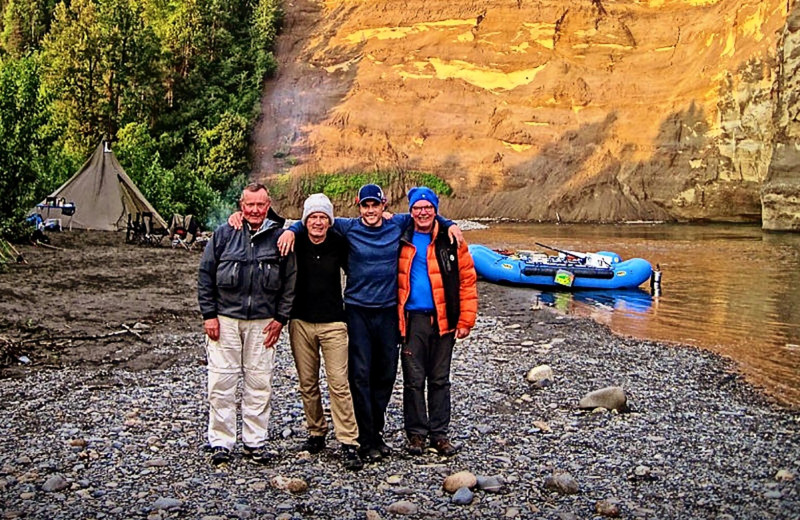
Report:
240,188,270,230
306,212,331,242
411,200,436,232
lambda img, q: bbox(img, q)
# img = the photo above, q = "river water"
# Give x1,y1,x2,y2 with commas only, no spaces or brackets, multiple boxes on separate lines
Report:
463,222,800,407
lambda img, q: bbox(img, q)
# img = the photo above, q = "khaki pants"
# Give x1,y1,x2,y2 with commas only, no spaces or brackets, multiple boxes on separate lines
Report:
206,316,275,450
289,320,358,446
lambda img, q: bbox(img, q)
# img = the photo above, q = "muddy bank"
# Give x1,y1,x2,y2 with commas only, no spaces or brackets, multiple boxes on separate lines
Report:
0,231,202,373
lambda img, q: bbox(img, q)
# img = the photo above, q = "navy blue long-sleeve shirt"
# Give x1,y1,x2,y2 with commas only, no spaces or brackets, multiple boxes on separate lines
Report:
290,214,452,309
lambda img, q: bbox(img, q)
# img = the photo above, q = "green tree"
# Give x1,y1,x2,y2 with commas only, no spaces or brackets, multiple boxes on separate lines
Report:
116,122,174,216
0,0,56,57
42,0,161,151
199,111,249,192
0,54,62,238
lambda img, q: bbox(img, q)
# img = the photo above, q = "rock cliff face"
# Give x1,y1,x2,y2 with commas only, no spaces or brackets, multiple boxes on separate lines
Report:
763,1,800,231
252,0,797,225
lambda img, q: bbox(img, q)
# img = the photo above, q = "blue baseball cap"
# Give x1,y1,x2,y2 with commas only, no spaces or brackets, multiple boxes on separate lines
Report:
357,184,385,205
408,186,439,213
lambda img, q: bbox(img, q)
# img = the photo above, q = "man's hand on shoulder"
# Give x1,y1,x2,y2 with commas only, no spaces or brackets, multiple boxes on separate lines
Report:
277,230,295,255
448,224,464,247
228,211,243,230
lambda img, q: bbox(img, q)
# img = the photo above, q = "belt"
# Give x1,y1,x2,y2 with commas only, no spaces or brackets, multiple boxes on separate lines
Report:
408,309,435,316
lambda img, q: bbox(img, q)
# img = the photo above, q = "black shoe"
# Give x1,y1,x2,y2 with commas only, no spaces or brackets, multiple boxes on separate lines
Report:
406,434,426,456
431,438,461,457
208,446,231,466
358,445,382,463
341,444,363,471
300,435,326,454
375,436,392,458
243,445,277,465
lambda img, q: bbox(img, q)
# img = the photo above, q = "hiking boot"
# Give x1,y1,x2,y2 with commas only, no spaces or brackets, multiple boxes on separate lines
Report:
341,444,363,471
431,438,461,457
243,445,277,465
406,434,426,456
208,446,231,466
358,445,382,463
300,435,326,454
375,436,392,458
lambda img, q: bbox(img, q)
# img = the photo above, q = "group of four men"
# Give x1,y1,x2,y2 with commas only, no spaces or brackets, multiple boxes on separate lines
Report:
197,183,478,470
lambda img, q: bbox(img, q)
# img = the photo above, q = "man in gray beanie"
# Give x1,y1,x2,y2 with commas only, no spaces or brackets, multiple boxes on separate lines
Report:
289,193,362,470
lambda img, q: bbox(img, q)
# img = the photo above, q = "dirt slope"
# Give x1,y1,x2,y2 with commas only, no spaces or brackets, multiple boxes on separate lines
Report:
251,0,793,223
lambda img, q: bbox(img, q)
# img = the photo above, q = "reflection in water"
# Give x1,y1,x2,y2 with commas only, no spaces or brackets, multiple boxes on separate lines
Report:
464,223,800,407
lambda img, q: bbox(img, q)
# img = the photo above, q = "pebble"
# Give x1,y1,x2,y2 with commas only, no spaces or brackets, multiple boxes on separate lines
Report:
387,500,418,515
596,499,621,517
152,497,182,510
451,486,474,505
578,386,629,412
443,471,477,493
386,475,403,485
41,475,68,492
544,470,579,495
525,364,553,385
270,475,308,494
476,475,504,493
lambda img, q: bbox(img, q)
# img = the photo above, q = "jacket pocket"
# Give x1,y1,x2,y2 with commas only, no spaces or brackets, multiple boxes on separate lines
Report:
258,260,281,291
217,260,241,288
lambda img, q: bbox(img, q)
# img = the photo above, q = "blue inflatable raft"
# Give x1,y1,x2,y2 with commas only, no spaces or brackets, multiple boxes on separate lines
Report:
468,244,653,290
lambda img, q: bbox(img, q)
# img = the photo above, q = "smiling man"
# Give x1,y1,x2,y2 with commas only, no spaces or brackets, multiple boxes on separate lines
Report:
288,194,362,471
397,186,477,457
198,183,296,466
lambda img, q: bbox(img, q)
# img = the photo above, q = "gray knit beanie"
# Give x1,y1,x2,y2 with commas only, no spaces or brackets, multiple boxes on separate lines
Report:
302,193,335,226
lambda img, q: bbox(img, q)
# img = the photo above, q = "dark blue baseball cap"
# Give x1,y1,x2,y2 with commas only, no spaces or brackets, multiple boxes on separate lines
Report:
357,184,386,205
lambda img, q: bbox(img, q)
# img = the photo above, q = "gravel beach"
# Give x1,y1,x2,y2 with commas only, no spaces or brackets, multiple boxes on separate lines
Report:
1,231,798,519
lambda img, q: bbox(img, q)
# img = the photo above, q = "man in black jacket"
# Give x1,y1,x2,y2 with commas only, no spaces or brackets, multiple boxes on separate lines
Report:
198,183,296,466
289,193,362,471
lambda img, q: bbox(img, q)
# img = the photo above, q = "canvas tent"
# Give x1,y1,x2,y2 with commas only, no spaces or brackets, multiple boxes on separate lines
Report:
32,141,167,232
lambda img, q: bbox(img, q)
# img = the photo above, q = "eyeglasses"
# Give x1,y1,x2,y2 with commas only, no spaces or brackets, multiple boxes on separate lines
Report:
411,205,435,213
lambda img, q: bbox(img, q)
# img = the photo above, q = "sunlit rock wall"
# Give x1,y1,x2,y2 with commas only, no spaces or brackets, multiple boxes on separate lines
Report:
762,2,800,231
253,0,793,222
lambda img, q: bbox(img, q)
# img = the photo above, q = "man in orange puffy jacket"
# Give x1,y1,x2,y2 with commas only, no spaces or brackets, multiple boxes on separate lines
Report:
397,186,478,456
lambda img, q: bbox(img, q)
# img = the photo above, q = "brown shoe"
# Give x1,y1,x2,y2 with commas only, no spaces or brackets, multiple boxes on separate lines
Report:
407,434,426,456
431,438,461,456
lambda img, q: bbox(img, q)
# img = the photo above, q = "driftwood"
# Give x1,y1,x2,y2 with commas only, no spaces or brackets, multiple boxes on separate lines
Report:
18,325,150,345
121,323,151,344
33,240,63,251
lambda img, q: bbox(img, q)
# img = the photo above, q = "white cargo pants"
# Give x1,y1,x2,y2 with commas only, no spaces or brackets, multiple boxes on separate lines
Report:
206,315,275,450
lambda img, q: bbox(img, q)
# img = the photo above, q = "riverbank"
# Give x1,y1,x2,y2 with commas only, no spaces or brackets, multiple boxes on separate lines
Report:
0,232,798,519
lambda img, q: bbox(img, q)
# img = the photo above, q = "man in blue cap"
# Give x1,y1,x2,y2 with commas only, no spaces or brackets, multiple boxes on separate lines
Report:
275,183,462,462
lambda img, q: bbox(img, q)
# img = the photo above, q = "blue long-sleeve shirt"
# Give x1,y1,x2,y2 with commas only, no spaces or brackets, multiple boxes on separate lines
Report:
290,214,451,309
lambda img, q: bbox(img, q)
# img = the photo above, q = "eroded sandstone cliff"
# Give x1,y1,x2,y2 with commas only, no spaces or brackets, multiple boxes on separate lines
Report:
251,0,797,226
763,1,800,231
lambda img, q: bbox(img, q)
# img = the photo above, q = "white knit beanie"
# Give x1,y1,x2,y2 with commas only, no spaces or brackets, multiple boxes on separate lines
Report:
302,193,335,226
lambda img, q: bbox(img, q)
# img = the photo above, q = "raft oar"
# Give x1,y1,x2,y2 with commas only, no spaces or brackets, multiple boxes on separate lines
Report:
534,241,587,260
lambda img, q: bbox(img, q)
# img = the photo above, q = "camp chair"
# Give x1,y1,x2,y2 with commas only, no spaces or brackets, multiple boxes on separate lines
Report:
168,214,200,250
126,212,166,246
